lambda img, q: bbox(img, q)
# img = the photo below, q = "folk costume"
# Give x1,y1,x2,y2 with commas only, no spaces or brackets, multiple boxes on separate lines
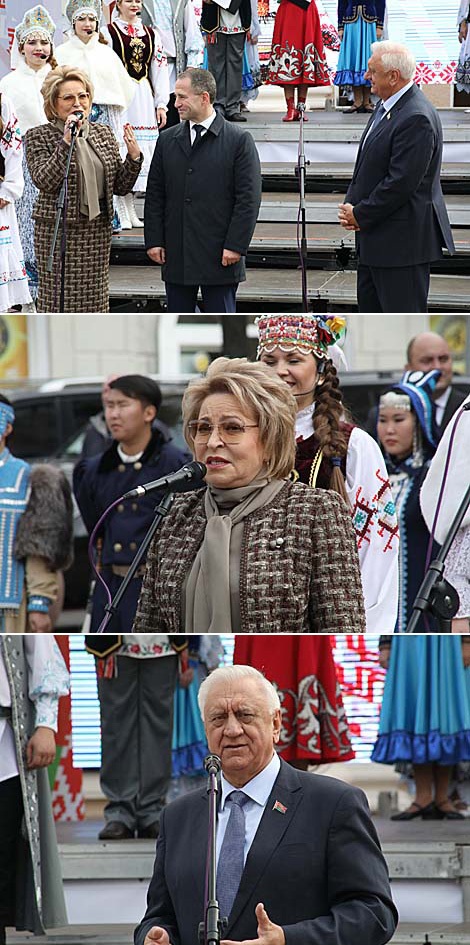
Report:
25,119,143,312
266,0,330,99
55,0,137,228
234,636,355,764
107,16,169,191
0,95,31,310
256,315,399,634
0,405,73,635
456,0,470,93
377,370,439,633
334,0,384,91
149,0,204,91
372,635,470,767
0,5,55,302
0,636,69,938
201,0,252,120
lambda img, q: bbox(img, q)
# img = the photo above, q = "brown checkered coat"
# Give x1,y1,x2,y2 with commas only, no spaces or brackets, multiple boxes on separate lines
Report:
25,121,142,225
133,480,366,633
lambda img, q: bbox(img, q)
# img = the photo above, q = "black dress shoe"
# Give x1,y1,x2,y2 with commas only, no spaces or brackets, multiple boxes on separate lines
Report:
98,821,134,840
226,113,247,122
434,804,465,820
390,801,435,821
138,822,160,839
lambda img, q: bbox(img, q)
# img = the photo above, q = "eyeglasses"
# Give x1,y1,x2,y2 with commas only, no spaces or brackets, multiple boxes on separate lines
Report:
57,92,90,104
187,420,258,443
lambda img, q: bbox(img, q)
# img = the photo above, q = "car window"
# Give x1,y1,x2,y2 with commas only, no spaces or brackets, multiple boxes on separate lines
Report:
9,400,59,459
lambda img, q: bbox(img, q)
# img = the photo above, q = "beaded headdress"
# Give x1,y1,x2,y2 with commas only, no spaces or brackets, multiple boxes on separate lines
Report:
65,0,101,24
16,5,56,45
256,315,347,362
0,402,15,438
379,369,440,450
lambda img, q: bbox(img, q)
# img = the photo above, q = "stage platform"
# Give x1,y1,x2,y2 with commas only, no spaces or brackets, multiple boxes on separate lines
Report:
236,109,470,164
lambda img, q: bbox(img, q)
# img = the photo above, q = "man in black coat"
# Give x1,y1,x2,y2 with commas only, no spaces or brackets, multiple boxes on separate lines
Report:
134,666,398,945
339,41,454,313
144,68,262,313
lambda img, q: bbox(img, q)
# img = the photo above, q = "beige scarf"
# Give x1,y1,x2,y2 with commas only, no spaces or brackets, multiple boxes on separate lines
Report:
54,118,104,220
184,476,286,633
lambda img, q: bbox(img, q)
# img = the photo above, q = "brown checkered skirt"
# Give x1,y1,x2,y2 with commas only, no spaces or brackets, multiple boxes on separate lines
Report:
35,214,112,313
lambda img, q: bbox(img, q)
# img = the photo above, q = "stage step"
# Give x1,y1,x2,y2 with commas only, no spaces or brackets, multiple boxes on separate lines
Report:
109,266,470,312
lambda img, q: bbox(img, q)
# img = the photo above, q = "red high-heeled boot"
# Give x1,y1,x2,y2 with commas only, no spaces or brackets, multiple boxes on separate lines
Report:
282,99,296,122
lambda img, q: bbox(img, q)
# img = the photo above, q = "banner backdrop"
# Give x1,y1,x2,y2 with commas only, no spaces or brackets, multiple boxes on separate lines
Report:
0,314,28,379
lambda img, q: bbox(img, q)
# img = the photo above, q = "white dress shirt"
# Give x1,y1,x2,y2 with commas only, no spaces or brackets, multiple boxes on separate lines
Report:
189,110,217,145
216,752,281,867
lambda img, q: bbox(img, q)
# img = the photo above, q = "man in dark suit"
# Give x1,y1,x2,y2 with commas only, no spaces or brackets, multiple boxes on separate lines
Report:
405,332,468,432
144,68,262,313
339,41,454,313
134,665,398,945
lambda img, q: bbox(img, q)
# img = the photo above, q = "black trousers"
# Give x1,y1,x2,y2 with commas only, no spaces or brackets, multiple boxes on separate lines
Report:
165,282,238,313
0,776,23,933
357,262,430,313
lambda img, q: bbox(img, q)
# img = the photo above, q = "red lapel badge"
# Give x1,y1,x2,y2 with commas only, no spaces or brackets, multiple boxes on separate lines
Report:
272,800,287,814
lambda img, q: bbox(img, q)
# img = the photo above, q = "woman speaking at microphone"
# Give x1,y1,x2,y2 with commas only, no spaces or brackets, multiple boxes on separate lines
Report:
133,357,366,634
25,65,143,312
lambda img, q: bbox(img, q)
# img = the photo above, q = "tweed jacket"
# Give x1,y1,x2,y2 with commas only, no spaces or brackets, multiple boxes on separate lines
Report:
133,480,366,633
25,121,143,224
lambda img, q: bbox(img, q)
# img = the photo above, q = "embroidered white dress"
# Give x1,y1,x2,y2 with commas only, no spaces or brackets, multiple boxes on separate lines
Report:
0,95,31,309
106,19,170,190
296,404,400,633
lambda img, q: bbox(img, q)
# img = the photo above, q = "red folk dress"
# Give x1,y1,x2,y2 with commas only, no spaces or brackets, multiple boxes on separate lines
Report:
233,635,355,763
267,0,330,86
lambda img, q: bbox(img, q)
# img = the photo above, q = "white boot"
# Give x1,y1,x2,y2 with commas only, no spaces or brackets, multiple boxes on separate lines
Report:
126,192,144,228
115,195,132,230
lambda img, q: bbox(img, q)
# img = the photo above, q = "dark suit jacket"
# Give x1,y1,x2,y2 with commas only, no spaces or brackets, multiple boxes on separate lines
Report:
440,386,468,431
134,761,398,945
144,112,262,285
345,84,454,267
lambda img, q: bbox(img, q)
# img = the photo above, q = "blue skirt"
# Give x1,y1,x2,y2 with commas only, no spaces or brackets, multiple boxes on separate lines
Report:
334,16,377,86
172,658,207,777
372,636,470,766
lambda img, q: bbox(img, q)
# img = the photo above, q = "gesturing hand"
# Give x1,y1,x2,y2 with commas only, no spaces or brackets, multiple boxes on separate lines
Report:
144,926,171,945
221,902,286,945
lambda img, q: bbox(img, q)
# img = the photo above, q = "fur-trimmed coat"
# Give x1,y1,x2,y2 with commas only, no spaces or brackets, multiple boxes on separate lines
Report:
25,121,143,224
133,480,366,633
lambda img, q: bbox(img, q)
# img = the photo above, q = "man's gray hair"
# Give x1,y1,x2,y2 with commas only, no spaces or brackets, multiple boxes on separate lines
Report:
198,665,281,716
371,41,416,81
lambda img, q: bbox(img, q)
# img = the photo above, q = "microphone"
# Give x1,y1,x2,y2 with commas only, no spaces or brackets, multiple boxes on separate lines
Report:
204,754,221,776
69,109,84,137
39,53,48,58
123,460,206,498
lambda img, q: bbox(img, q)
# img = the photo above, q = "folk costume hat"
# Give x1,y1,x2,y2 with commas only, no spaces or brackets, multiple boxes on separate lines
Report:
65,0,101,25
256,315,347,370
16,4,56,45
379,369,440,451
0,402,15,438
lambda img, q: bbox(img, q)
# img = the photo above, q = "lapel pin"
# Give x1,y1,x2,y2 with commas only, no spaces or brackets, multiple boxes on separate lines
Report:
273,800,287,814
386,112,391,120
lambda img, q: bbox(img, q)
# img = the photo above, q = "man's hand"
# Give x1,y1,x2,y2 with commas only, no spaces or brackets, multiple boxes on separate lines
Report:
338,202,360,231
459,18,468,41
26,727,56,769
147,246,166,264
144,927,172,945
222,249,241,266
27,611,52,634
221,903,285,945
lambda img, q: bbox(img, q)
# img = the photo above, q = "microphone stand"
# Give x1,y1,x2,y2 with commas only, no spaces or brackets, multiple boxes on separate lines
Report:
199,766,226,945
406,481,470,632
47,122,79,312
296,103,309,313
96,489,175,633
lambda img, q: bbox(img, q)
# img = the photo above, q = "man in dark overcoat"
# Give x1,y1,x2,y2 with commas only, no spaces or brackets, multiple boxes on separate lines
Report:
339,41,454,313
144,67,262,313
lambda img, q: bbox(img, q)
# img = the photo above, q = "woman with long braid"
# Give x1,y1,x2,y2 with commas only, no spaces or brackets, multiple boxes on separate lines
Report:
256,314,399,632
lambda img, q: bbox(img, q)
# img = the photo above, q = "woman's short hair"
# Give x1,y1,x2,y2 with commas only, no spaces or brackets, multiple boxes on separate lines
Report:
371,41,416,81
41,65,94,121
198,665,281,717
182,357,297,480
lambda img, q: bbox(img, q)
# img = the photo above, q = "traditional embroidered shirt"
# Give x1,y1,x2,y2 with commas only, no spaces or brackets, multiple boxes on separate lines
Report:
0,449,30,613
295,405,399,633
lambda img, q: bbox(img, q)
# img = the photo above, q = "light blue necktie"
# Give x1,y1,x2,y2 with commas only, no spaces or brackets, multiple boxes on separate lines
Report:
216,790,249,919
368,102,386,133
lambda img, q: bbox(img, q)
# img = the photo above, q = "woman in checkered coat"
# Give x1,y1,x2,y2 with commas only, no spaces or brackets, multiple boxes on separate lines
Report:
25,65,143,312
133,357,366,634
